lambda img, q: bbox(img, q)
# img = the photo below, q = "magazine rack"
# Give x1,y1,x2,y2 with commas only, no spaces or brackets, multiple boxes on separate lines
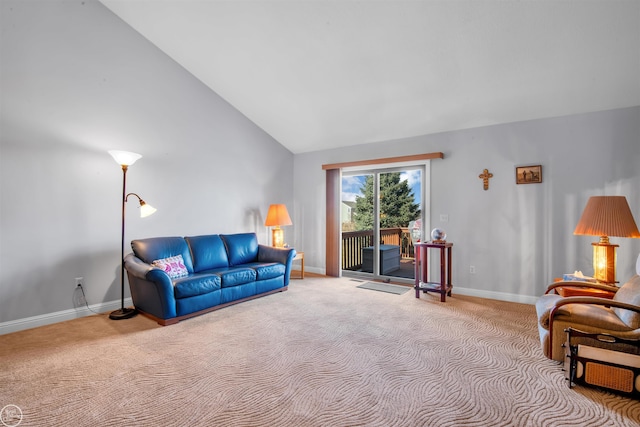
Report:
564,328,640,398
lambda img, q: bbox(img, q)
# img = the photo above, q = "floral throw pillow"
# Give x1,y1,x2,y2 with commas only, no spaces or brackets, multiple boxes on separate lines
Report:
152,254,189,279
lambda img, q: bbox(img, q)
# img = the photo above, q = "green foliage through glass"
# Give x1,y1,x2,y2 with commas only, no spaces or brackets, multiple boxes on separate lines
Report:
353,172,420,231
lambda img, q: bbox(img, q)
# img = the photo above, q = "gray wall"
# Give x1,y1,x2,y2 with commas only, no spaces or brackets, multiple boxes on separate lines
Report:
294,107,640,303
2,0,639,331
0,0,293,326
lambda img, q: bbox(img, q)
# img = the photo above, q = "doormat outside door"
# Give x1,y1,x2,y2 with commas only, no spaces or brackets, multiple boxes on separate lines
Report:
356,281,411,295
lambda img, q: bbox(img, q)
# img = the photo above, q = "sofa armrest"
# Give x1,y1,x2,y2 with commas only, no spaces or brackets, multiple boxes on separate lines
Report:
124,253,156,279
258,245,296,286
124,253,177,320
536,293,563,328
258,245,295,264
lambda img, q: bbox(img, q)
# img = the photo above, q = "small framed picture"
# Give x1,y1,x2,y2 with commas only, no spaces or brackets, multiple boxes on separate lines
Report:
515,165,542,184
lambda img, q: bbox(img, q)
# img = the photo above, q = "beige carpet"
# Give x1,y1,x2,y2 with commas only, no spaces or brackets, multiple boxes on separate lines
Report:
1,276,638,427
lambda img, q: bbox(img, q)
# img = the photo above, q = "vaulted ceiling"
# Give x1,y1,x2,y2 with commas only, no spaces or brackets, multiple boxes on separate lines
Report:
100,0,640,154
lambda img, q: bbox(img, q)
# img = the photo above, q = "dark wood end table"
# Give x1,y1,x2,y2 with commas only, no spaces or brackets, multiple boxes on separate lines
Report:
414,242,453,302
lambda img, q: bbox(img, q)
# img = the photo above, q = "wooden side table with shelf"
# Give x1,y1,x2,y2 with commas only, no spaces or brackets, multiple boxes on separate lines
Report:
414,242,453,302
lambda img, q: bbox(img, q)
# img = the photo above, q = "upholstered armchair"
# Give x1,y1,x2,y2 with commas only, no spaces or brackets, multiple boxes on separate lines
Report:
536,253,640,362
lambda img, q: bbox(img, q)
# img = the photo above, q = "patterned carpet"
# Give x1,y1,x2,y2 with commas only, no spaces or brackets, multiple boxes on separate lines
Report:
1,276,638,426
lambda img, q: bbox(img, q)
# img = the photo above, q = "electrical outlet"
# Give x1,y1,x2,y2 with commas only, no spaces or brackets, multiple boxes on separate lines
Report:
75,277,83,288
469,266,476,274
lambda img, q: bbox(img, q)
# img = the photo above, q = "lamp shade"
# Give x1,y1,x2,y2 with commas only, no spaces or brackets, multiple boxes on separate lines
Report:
574,196,640,239
264,204,292,227
139,201,157,218
125,193,156,218
108,150,142,166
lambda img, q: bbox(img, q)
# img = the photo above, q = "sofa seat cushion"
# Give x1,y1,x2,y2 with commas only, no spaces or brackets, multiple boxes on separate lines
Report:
243,262,285,281
552,303,634,332
207,267,257,288
173,274,221,299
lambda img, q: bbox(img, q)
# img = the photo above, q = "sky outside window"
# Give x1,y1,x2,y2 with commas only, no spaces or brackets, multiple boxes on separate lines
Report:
342,170,421,205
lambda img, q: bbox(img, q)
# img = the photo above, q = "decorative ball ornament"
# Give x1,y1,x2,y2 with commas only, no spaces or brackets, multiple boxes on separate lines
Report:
430,228,447,242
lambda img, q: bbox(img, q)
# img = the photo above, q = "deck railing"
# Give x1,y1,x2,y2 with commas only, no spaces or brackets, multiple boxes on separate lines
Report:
342,227,415,271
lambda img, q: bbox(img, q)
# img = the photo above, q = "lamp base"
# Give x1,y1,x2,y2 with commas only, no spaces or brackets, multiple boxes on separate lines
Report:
592,241,618,285
109,307,137,320
272,227,285,248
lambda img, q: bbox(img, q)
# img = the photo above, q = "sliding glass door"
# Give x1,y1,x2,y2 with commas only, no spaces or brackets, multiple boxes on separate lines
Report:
341,165,424,283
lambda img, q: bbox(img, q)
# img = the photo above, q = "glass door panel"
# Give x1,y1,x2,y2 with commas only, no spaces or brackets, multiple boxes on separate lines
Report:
341,167,423,282
379,169,421,280
341,173,374,274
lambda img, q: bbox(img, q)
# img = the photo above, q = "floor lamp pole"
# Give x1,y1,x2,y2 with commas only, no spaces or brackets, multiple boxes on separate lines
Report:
109,164,137,320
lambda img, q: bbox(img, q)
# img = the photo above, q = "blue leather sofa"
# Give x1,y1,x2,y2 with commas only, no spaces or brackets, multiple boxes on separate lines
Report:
123,232,296,325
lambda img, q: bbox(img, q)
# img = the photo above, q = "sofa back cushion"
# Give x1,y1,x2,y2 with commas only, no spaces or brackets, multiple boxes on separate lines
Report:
613,274,640,329
131,237,194,274
185,234,229,272
221,233,259,266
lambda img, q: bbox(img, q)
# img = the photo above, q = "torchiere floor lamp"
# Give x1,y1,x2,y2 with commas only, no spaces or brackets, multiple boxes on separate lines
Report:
108,150,156,320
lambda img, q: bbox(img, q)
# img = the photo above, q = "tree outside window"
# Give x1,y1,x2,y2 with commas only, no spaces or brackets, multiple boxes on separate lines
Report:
353,172,420,231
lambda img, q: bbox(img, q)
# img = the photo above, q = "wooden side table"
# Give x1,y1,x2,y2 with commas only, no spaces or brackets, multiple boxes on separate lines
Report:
556,286,616,299
551,278,616,299
414,242,453,302
292,251,304,279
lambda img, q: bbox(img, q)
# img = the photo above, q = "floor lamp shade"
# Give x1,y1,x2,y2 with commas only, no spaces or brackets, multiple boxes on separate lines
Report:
139,200,157,218
574,196,640,284
265,204,292,248
108,150,156,320
108,150,142,166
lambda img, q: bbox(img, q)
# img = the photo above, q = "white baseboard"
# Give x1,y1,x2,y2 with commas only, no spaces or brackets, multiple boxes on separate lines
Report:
0,298,133,335
453,287,538,305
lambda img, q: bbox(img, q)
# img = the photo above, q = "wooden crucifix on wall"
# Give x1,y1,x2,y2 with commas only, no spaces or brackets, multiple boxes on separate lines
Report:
479,168,493,190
